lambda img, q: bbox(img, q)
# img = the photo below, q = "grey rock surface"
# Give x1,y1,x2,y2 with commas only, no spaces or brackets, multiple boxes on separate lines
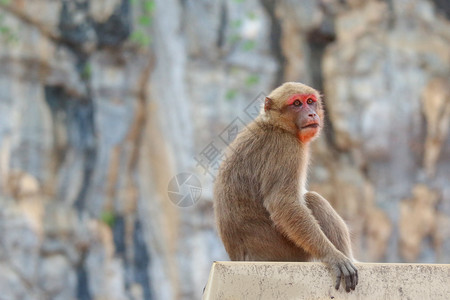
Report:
0,0,449,299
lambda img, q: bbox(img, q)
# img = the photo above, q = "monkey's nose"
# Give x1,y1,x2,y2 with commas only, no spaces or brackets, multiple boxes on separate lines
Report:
308,113,316,117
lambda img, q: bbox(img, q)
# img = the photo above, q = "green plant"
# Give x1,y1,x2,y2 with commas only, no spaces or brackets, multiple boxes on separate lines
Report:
245,74,260,86
100,211,116,228
225,89,238,101
130,30,151,47
130,0,155,48
80,62,92,80
144,0,155,13
0,0,17,44
231,19,242,28
242,40,256,51
139,15,151,26
247,12,257,20
229,34,241,44
0,19,17,43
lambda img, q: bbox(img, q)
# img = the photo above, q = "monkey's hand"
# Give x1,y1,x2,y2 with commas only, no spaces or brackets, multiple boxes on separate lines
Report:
324,251,358,292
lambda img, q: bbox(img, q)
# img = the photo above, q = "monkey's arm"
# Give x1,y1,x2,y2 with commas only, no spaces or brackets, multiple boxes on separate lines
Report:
304,191,354,260
259,135,358,293
264,188,339,257
263,187,357,291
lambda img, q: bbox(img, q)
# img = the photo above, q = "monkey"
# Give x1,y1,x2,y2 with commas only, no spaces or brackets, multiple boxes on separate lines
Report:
214,82,358,292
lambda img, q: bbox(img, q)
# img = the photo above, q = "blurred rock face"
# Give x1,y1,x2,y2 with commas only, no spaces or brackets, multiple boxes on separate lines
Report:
0,0,449,299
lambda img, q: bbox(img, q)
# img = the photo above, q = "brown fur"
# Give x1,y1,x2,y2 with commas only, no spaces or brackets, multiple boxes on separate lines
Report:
214,82,358,292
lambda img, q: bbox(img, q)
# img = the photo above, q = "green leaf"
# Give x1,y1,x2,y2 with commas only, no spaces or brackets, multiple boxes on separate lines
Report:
229,34,241,44
230,67,241,75
0,26,10,35
231,19,242,28
247,12,257,20
100,211,116,228
144,0,155,13
225,89,237,101
131,30,151,47
139,15,152,26
242,40,256,51
245,74,260,86
81,63,92,80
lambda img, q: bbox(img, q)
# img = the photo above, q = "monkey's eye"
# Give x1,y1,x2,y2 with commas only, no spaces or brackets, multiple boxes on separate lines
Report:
293,100,302,106
306,98,314,104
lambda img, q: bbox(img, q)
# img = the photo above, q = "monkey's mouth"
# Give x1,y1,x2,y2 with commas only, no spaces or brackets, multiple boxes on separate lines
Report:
302,123,319,129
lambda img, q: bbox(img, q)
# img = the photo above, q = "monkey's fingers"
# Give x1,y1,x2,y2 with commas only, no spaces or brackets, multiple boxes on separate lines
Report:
343,261,358,291
351,264,358,290
333,263,348,291
340,264,352,293
347,261,358,290
334,267,342,290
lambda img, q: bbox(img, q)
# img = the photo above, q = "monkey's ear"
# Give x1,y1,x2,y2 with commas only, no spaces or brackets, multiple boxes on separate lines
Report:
264,97,273,112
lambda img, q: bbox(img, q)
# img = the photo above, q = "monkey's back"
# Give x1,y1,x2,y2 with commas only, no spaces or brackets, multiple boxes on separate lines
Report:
214,120,309,261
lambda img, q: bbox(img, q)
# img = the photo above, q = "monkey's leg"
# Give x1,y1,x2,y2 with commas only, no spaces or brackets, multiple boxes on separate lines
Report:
304,191,354,260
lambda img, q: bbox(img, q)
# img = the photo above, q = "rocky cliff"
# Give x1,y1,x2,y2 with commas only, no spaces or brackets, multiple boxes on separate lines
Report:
0,0,449,299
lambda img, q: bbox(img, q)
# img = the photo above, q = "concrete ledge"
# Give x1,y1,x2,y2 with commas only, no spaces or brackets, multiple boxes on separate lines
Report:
203,261,450,300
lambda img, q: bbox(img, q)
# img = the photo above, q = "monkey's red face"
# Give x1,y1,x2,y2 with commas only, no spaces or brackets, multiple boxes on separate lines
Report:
285,93,322,143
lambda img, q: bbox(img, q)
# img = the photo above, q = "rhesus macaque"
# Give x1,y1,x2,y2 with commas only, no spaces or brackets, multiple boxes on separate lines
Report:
214,82,358,292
